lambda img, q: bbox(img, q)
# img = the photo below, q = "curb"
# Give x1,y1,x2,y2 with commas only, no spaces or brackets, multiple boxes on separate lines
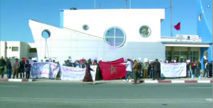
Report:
0,79,212,83
131,80,212,84
0,79,37,82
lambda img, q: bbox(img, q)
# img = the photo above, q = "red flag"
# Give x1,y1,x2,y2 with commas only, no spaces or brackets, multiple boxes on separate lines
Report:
99,58,126,80
174,22,181,30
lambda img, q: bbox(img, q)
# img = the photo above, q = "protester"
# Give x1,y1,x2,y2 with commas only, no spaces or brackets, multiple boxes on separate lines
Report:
153,59,160,80
191,61,196,77
25,60,31,79
19,58,25,78
132,60,139,84
6,58,12,78
149,61,154,78
13,58,19,79
95,60,103,80
203,60,209,78
93,59,97,65
209,61,212,77
81,61,86,68
143,62,149,78
187,61,192,78
137,62,142,78
196,60,201,77
82,62,95,85
66,60,71,66
140,62,144,77
56,61,61,80
0,57,6,78
124,59,134,82
63,60,67,66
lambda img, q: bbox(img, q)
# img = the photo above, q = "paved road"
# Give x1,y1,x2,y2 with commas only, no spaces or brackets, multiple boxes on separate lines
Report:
0,82,212,108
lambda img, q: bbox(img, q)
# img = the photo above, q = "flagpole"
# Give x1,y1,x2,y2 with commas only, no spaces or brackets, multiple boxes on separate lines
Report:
129,0,131,9
170,0,173,37
94,0,96,9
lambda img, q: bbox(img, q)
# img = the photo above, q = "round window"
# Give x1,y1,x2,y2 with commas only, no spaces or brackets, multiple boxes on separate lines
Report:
104,27,126,47
82,25,89,30
42,30,51,39
139,25,151,37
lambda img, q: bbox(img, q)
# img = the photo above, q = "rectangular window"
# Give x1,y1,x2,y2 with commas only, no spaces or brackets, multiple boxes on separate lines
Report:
29,48,37,53
190,51,199,62
166,51,171,62
12,47,19,51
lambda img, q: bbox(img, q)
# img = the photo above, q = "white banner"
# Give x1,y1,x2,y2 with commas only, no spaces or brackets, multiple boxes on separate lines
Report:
61,65,97,81
31,62,59,78
161,63,186,77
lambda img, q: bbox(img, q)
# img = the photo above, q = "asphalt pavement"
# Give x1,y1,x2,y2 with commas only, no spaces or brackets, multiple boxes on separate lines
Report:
0,81,212,108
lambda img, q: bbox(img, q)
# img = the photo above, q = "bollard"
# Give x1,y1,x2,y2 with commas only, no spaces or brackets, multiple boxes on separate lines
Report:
198,76,202,80
191,74,194,79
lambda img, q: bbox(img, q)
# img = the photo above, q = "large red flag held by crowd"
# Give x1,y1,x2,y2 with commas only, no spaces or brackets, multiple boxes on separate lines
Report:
99,58,126,80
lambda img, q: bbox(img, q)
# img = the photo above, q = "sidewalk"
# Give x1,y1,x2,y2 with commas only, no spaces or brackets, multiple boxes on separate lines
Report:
0,76,212,84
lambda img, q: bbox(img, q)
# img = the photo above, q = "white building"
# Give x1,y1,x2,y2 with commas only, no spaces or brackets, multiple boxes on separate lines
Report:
29,9,166,63
0,41,37,59
29,9,212,65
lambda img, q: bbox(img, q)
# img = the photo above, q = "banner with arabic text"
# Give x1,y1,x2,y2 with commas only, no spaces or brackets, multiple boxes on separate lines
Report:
161,63,186,77
60,65,97,81
31,62,59,78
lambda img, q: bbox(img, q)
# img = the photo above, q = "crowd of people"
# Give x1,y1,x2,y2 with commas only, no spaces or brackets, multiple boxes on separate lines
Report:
125,58,213,83
63,59,98,68
0,56,212,81
0,57,32,79
124,59,161,84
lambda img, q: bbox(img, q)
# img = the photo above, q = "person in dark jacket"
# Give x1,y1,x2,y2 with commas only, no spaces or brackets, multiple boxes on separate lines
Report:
25,60,31,79
153,59,160,80
0,57,6,78
196,60,201,77
19,58,26,79
95,61,103,80
209,61,212,77
6,59,12,78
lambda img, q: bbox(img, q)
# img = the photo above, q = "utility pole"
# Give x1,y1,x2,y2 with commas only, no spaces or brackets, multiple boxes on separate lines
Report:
170,0,173,37
98,4,101,9
129,0,131,9
94,0,96,9
125,0,128,9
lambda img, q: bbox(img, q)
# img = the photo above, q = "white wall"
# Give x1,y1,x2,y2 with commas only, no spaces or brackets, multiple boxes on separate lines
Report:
63,9,165,42
6,41,21,59
29,20,166,64
0,41,31,59
0,41,6,58
20,42,30,59
29,9,166,63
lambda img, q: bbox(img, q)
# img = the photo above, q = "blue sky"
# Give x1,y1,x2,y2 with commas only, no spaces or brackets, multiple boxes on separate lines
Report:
0,0,212,43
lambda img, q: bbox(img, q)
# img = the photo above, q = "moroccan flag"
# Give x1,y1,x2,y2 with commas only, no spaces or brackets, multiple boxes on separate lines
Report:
99,58,126,80
174,22,181,30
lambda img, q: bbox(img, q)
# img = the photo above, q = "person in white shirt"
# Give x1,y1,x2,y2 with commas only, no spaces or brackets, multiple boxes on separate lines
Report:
124,59,134,81
203,60,209,78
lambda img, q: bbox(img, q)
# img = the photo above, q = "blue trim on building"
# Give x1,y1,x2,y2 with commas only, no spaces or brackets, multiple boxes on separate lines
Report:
200,47,207,70
200,45,212,70
207,45,212,61
60,10,64,28
196,0,212,43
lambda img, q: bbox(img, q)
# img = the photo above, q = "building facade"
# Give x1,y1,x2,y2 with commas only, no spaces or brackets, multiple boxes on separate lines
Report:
0,41,37,59
29,9,166,63
29,8,212,67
